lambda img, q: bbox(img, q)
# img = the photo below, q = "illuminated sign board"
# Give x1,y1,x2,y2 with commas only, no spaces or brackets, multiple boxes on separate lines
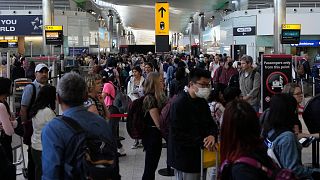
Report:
155,2,169,35
281,24,301,44
45,25,63,45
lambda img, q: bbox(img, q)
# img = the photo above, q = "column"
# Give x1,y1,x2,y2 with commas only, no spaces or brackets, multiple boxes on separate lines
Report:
274,0,286,54
116,18,121,52
108,10,114,51
198,12,205,52
189,17,194,54
42,0,54,56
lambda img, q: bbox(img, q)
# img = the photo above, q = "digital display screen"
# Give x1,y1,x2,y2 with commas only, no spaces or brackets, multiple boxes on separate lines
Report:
281,29,300,44
8,42,18,48
0,42,8,48
282,31,300,37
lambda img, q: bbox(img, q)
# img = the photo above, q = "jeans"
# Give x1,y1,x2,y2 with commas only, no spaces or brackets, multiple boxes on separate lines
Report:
31,148,42,180
142,127,162,180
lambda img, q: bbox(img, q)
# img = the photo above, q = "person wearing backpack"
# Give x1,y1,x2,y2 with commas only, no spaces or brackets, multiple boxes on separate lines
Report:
101,73,126,157
30,85,56,180
141,72,167,180
262,94,320,179
239,55,261,112
127,66,145,149
41,72,120,180
20,63,49,180
220,100,292,180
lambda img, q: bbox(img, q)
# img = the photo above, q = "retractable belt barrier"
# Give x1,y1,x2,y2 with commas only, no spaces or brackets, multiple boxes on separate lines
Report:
109,114,128,118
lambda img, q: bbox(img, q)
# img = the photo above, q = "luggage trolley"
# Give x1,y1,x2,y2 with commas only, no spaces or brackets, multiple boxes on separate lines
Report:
12,78,32,178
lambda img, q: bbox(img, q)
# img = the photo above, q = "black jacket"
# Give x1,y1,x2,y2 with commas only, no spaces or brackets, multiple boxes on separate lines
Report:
221,148,274,180
168,92,218,173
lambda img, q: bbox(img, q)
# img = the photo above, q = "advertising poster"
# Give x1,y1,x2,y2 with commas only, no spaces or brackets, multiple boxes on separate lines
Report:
261,54,292,110
0,15,43,36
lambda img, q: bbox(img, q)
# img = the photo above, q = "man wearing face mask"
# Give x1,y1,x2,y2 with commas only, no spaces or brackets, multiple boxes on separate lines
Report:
213,56,238,86
168,68,218,179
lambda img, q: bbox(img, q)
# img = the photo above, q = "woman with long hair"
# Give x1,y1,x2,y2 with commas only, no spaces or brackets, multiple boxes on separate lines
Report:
220,100,274,179
262,94,320,179
0,78,17,166
141,72,166,180
30,85,56,180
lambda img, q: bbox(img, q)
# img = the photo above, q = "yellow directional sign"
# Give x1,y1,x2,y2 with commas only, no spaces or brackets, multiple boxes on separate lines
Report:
45,25,63,31
282,24,301,30
155,2,169,35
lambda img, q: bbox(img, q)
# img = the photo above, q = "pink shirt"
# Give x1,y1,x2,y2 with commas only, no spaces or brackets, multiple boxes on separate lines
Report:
102,82,115,107
0,103,15,136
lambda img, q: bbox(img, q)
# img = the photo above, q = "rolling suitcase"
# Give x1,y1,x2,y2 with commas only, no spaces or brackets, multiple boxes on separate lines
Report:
200,145,220,180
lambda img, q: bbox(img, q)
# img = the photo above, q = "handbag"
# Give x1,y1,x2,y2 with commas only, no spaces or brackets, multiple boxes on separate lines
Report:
203,143,220,168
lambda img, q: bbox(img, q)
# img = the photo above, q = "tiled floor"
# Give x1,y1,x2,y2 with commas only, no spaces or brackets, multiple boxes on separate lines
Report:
15,119,315,180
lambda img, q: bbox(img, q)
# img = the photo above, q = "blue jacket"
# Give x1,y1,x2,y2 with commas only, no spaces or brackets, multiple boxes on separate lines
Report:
41,106,115,180
270,130,320,179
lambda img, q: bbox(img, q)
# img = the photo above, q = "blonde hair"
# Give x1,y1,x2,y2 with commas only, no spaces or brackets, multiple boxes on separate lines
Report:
282,83,301,96
85,74,102,93
144,72,161,100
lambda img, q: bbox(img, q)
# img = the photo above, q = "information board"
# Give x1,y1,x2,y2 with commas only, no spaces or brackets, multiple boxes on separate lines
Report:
261,54,292,110
281,24,301,44
45,25,63,45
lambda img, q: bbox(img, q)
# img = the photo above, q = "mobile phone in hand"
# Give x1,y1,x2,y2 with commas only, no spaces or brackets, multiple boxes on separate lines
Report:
299,136,316,147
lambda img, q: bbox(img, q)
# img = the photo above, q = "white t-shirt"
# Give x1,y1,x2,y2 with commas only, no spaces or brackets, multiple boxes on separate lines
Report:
209,62,220,78
31,107,56,151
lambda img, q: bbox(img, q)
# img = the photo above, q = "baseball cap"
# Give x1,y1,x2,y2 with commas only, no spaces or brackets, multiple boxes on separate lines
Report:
35,63,49,73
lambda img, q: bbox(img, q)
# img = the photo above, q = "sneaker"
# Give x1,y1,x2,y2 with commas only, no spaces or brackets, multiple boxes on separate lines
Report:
117,148,126,157
137,141,143,148
131,142,139,149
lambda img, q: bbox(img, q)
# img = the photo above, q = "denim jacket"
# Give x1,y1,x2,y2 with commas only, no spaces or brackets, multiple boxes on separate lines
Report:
269,130,320,179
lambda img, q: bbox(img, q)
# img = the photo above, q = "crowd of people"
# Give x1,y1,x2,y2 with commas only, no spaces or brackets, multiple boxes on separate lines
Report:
0,51,319,180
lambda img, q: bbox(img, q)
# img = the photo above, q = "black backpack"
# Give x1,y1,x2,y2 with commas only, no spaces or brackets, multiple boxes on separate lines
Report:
126,96,146,139
303,95,320,134
59,116,119,180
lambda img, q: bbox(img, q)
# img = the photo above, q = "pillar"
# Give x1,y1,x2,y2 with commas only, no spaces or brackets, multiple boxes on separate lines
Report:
42,0,54,56
108,10,114,51
274,0,286,54
116,18,121,52
189,17,194,54
198,12,205,52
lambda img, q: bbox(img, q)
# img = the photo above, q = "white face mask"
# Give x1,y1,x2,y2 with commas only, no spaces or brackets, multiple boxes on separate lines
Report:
195,87,211,99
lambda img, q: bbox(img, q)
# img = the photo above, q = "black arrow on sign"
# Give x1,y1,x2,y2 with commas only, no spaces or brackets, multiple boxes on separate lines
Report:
158,7,166,18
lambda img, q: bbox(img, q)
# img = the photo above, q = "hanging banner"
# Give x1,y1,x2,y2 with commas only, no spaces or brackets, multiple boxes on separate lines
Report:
155,2,169,35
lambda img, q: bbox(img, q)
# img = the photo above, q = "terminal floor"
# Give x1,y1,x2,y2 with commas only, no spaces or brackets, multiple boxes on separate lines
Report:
15,120,314,180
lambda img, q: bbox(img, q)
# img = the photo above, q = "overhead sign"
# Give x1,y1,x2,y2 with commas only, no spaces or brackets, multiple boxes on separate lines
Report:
290,40,320,47
233,26,256,36
45,25,63,45
0,15,42,36
281,24,301,44
0,39,18,48
282,24,301,30
155,2,169,35
261,54,292,110
45,26,63,31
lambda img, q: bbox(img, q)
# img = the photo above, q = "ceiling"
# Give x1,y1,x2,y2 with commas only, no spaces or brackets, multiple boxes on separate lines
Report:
92,0,229,32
